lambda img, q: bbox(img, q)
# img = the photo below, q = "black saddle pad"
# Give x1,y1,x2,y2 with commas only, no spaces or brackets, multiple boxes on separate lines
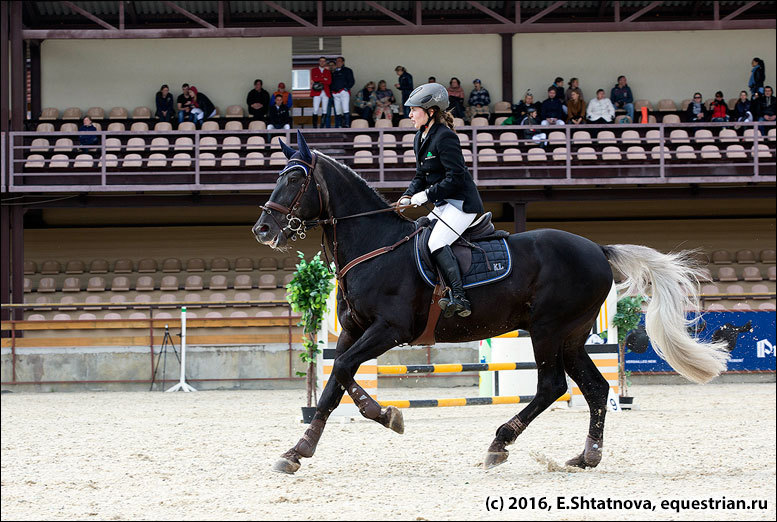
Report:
415,231,512,289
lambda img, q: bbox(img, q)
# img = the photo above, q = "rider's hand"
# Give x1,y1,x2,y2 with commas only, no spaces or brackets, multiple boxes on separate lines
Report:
410,191,429,206
398,196,411,207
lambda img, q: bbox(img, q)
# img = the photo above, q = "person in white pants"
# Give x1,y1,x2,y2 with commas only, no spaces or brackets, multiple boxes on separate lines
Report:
398,83,485,318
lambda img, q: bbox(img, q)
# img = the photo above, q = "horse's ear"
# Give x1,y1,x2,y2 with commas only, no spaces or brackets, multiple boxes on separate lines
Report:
296,129,312,163
279,138,295,159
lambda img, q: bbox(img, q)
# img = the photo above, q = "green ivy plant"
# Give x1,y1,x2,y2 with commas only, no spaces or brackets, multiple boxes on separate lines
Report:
286,251,335,408
611,295,646,397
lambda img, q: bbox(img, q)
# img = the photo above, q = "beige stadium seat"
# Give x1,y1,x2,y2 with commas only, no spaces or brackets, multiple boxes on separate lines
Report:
476,132,495,146
37,277,57,293
601,146,621,160
30,138,50,153
222,136,242,151
208,292,227,308
245,152,264,166
725,144,747,159
247,135,266,150
178,121,196,131
230,310,249,318
107,122,125,132
551,147,567,162
36,123,55,132
226,105,244,118
87,107,105,120
657,99,677,112
24,260,38,275
693,129,714,144
626,146,647,160
130,121,149,132
403,150,416,163
88,259,109,274
54,138,74,152
86,276,106,292
645,129,661,144
211,257,230,271
577,147,598,161
259,257,278,271
132,106,152,119
255,310,274,317
122,153,143,167
743,266,762,281
184,275,204,291
282,273,295,286
40,260,61,274
354,134,372,148
701,283,721,300
220,152,241,167
258,274,278,289
126,137,146,152
470,117,489,127
270,136,283,150
282,257,297,271
380,133,397,148
750,283,769,296
154,121,173,132
269,151,287,165
596,130,616,145
456,133,470,147
199,136,218,151
162,258,182,273
137,258,157,273
159,275,179,291
634,99,653,112
24,277,32,293
572,130,592,145
752,144,772,158
74,154,95,168
382,149,398,164
209,275,228,290
233,292,252,307
109,107,128,119
174,137,194,151
717,266,738,282
674,145,696,160
201,120,220,132
453,117,465,128
711,250,732,264
234,274,253,290
700,145,721,159
494,101,511,114
743,128,762,142
105,137,122,152
398,118,415,128
621,130,641,144
25,154,46,168
225,120,243,131
248,120,266,131
235,257,254,271
111,276,131,291
350,119,369,129
149,137,169,152
39,107,59,120
400,133,415,149
662,114,681,124
354,150,373,164
461,149,473,164
50,154,70,168
60,122,78,133
547,131,565,146
502,148,522,162
172,153,191,167
63,277,81,292
63,107,82,120
186,258,206,272
527,148,546,161
113,258,133,273
133,294,152,309
768,128,776,142
669,129,690,144
375,119,392,129
159,294,177,309
494,116,508,126
499,132,519,146
679,99,692,111
760,249,776,264
136,276,155,291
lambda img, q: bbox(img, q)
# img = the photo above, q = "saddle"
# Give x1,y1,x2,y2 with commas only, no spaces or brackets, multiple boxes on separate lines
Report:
415,212,512,289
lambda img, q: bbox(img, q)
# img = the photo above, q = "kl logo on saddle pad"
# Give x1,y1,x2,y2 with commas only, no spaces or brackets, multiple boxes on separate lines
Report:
493,263,504,271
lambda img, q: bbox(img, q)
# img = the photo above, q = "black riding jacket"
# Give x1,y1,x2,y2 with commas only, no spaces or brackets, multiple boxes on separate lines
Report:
403,122,484,214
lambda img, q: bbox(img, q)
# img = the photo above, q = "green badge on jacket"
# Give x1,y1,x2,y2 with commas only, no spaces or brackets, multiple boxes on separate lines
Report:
426,152,433,158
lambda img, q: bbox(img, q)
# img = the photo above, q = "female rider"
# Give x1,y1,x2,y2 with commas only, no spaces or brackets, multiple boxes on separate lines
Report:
398,83,484,318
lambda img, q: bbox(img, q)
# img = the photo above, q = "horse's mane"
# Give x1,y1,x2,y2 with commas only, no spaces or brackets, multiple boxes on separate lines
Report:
315,151,392,209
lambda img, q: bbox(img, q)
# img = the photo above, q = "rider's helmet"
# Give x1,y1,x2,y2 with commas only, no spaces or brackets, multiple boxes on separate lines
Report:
404,83,449,110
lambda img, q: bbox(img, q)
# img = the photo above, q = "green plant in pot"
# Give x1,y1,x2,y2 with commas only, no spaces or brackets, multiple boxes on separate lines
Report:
611,295,646,399
285,251,335,422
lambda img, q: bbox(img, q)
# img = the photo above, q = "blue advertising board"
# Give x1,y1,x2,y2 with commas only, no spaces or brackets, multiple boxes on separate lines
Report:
625,311,776,373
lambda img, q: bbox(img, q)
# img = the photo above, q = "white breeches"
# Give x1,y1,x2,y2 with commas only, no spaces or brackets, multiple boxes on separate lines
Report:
332,90,350,116
312,93,329,115
427,203,477,253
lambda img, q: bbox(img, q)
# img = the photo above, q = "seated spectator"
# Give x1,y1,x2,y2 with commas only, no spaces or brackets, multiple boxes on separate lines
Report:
188,86,216,126
466,79,491,122
78,116,99,152
565,77,583,102
354,82,377,122
551,77,565,101
709,91,730,122
610,75,634,122
521,107,546,146
447,77,466,120
749,57,765,97
540,87,565,126
273,82,293,109
247,79,270,122
373,80,395,122
509,91,541,125
155,84,175,122
756,85,776,123
734,91,753,122
177,83,195,124
428,76,437,84
566,90,586,125
587,89,615,124
684,92,709,122
267,94,292,130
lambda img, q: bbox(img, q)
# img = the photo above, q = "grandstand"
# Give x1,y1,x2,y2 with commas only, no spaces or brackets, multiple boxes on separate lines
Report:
1,1,775,389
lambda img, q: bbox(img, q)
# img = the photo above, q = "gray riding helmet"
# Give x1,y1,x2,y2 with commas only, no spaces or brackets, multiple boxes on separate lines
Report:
404,82,449,110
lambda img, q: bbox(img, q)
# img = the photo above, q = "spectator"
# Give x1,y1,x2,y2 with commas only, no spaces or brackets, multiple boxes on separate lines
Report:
447,77,466,120
177,83,195,124
756,85,776,123
540,87,565,126
566,77,583,102
586,89,615,124
684,92,709,122
610,75,634,122
267,94,292,130
521,107,546,147
331,56,355,128
155,84,175,122
310,56,332,128
550,77,565,101
354,82,377,123
709,91,730,122
78,116,99,152
749,57,765,97
566,90,586,125
246,79,270,122
509,91,541,124
373,80,395,122
466,79,491,122
428,76,437,84
734,90,753,122
394,66,414,117
273,82,293,109
323,60,336,128
188,86,216,126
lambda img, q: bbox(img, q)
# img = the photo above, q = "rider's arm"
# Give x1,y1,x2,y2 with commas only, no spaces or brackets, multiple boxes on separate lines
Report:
425,132,468,204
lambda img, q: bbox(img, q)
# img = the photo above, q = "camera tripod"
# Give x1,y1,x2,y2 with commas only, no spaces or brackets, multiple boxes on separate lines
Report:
149,324,187,391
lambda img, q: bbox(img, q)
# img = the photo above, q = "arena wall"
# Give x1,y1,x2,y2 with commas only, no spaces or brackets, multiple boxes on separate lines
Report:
512,29,776,104
40,37,293,114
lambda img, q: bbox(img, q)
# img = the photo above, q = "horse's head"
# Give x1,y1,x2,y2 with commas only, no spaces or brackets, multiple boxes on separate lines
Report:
253,130,322,250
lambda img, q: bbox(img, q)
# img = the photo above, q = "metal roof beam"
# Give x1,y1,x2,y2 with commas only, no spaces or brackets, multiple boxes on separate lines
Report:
466,1,513,26
61,1,117,30
722,1,759,21
622,1,663,23
365,1,414,26
521,1,566,25
262,0,314,28
161,1,216,29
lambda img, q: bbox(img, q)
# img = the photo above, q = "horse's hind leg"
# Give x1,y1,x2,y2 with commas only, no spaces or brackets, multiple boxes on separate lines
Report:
562,332,610,468
485,326,569,469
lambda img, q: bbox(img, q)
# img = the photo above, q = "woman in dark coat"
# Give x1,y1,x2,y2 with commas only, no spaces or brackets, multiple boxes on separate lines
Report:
398,83,484,318
155,84,175,122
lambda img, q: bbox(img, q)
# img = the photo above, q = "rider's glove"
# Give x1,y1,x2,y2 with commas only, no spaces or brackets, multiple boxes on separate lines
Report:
410,191,429,206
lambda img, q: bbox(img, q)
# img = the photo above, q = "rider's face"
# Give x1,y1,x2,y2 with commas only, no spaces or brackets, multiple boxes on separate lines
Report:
409,106,429,129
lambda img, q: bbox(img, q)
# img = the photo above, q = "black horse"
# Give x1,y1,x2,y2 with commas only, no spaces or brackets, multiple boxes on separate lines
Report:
253,130,729,474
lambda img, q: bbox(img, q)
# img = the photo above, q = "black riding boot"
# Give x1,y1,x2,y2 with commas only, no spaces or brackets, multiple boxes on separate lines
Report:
312,114,319,128
432,246,472,318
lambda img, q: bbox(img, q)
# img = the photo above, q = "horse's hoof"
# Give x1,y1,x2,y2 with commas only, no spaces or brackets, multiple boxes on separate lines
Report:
565,452,586,468
484,451,509,469
565,451,600,469
272,456,301,474
385,406,404,434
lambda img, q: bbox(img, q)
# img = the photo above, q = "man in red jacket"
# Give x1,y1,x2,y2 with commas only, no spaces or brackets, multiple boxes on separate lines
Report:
310,56,332,128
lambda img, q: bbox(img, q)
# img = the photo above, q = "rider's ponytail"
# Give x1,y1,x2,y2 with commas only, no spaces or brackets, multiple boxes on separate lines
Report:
428,106,455,130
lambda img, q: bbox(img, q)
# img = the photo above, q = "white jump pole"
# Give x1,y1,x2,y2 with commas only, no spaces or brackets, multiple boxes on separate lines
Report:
166,306,197,393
